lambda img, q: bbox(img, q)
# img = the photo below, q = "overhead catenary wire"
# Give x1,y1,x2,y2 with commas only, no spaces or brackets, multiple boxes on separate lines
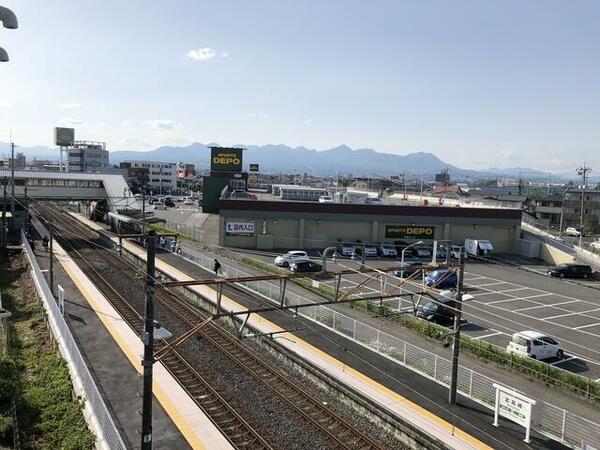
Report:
23,197,600,370
21,199,595,446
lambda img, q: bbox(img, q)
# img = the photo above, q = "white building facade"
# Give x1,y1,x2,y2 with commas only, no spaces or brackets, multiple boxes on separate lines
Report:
121,160,177,193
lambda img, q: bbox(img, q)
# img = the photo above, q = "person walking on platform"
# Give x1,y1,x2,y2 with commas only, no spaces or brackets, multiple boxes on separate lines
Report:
213,259,221,276
42,235,49,252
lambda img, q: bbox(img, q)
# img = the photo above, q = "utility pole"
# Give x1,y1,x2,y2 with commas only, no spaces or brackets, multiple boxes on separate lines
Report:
142,187,146,218
1,180,6,249
10,142,15,219
449,246,465,405
141,230,156,450
49,221,54,296
577,163,592,248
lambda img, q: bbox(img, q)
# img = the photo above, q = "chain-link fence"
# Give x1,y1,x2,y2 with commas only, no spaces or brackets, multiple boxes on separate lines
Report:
179,245,600,449
22,231,127,450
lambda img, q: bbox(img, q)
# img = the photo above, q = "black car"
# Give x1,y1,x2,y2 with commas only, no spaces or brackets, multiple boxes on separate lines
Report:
165,198,176,207
289,260,323,273
548,264,592,279
393,261,421,278
416,298,457,324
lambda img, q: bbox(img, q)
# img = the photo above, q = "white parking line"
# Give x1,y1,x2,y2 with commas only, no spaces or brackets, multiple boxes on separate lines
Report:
574,322,600,330
511,298,578,312
468,281,506,288
473,331,503,340
550,356,577,366
484,297,525,305
543,308,600,321
496,287,530,294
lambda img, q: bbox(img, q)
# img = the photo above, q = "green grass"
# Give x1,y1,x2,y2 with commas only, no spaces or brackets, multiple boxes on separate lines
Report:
239,254,600,402
148,223,191,240
0,255,95,449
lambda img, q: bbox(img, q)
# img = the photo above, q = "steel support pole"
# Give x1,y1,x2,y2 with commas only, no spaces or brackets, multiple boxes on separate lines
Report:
449,247,465,405
141,230,156,450
10,142,15,219
1,181,6,249
49,221,54,296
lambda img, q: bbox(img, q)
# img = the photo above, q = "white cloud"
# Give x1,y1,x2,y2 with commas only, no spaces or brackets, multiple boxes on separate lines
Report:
58,101,81,109
187,48,216,61
304,118,313,125
0,100,11,108
248,112,269,119
119,136,152,148
59,117,84,126
120,120,133,127
221,52,229,58
145,119,183,130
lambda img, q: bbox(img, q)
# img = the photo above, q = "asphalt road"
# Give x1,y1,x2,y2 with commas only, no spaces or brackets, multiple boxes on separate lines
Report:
240,249,600,381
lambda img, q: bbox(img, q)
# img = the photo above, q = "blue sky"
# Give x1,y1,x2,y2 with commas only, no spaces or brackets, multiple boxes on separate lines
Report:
1,0,599,172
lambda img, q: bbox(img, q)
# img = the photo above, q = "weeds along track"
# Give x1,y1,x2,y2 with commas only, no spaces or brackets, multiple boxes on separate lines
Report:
32,203,389,450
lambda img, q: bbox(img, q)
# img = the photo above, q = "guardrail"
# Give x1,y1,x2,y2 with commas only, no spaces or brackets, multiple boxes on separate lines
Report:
21,230,127,450
178,245,600,449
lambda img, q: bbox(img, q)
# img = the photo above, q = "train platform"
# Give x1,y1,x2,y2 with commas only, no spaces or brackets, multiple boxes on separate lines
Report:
71,213,561,450
30,230,233,449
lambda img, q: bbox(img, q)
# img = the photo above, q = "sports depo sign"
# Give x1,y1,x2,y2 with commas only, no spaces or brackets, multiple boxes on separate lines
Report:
385,225,435,239
211,147,243,172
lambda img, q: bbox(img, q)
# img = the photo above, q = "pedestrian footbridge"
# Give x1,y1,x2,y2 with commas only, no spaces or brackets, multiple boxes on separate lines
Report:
0,169,138,214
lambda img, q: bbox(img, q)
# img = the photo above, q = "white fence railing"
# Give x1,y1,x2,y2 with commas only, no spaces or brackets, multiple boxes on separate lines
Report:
22,231,127,450
178,245,600,449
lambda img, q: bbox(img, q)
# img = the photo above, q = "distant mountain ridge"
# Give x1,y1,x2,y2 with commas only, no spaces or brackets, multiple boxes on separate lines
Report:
0,141,569,180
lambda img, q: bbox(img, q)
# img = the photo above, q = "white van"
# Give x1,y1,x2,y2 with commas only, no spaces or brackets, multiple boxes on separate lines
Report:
464,239,493,257
506,331,564,360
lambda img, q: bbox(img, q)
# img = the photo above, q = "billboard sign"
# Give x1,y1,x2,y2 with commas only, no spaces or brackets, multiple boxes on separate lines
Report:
225,221,255,236
385,225,435,239
211,147,243,172
54,127,75,146
249,163,259,172
390,174,404,184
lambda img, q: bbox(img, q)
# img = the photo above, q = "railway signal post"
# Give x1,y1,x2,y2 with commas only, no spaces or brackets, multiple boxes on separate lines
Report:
141,230,156,450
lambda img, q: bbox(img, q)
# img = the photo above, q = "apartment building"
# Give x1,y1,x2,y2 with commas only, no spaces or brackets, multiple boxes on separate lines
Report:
562,188,600,233
66,141,110,172
120,160,177,193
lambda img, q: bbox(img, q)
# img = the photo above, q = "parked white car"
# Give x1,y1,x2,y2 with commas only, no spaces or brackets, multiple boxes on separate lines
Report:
274,251,309,267
378,243,397,257
506,331,564,360
590,240,600,251
363,243,378,257
183,198,195,205
564,227,581,237
153,203,167,210
318,195,334,203
340,242,355,257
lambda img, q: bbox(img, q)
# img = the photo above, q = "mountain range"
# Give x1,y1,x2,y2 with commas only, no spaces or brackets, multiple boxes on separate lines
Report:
0,141,578,181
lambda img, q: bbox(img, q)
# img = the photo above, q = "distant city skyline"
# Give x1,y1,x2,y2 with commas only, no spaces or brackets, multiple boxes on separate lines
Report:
1,1,599,172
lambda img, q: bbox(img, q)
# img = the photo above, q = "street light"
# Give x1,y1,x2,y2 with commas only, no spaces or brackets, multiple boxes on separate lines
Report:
0,6,18,63
0,6,19,29
401,240,423,266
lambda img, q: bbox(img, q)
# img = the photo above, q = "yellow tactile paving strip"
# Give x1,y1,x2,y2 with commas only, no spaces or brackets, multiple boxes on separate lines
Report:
51,237,232,450
74,213,493,450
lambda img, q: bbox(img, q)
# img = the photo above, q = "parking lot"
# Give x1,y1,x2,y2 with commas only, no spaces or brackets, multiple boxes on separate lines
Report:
243,249,600,380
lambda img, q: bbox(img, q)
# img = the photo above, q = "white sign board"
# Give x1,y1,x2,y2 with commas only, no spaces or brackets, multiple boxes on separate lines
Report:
225,221,255,236
493,383,536,443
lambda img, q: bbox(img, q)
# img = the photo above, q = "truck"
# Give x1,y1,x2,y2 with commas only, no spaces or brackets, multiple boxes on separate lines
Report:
464,239,494,257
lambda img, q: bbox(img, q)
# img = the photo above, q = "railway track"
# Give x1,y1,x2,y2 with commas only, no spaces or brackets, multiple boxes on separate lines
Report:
32,202,387,450
31,203,272,450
